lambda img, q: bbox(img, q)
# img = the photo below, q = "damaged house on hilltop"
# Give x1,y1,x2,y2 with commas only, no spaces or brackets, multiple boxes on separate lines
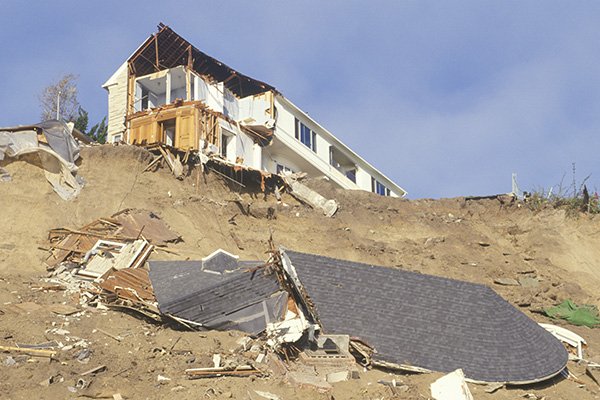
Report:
102,23,406,197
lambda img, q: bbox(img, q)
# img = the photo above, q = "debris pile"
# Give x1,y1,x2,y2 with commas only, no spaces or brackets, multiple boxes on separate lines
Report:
40,237,574,389
141,142,339,217
42,209,180,312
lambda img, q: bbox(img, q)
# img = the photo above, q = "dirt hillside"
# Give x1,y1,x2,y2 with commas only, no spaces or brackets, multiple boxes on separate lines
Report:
1,145,599,399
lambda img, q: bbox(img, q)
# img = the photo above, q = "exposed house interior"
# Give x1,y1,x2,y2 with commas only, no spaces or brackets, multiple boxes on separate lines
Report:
103,23,407,197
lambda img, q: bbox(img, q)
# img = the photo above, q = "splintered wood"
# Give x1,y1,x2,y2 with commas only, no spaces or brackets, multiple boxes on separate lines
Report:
44,209,180,271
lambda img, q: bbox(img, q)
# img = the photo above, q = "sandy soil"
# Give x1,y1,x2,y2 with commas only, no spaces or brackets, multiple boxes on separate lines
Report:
1,145,599,399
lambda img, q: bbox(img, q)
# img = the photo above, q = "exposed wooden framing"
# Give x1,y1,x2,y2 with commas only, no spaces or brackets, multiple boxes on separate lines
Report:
138,53,160,73
127,100,272,152
154,34,160,71
187,45,193,69
222,72,237,85
127,66,136,116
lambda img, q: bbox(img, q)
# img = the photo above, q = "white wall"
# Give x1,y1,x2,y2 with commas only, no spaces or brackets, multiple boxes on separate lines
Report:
206,82,224,113
235,131,255,165
105,63,128,142
272,96,405,197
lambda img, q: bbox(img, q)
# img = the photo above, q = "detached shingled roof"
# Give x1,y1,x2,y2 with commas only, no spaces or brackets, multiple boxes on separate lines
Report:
148,251,285,334
128,23,276,98
282,249,568,384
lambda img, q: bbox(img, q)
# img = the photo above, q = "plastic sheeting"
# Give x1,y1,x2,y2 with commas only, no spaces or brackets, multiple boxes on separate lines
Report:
545,299,600,328
0,130,38,160
0,120,83,200
36,120,80,170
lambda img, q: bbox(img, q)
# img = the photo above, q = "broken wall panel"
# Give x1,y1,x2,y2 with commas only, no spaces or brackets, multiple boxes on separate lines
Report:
281,249,568,384
99,268,156,303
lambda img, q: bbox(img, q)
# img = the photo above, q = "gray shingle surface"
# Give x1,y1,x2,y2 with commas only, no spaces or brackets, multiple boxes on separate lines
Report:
148,258,280,333
284,250,568,383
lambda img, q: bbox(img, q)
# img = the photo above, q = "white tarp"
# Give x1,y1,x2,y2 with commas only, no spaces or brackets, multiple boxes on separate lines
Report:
0,121,83,200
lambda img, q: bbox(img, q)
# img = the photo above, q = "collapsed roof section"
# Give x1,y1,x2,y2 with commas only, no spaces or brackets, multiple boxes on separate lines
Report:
129,23,276,99
148,250,287,334
279,249,568,384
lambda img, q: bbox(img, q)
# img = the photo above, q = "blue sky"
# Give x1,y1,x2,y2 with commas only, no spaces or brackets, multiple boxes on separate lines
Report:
1,1,599,199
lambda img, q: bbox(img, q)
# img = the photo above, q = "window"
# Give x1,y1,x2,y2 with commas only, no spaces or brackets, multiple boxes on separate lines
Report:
346,169,356,183
295,118,317,152
276,163,294,175
371,177,390,196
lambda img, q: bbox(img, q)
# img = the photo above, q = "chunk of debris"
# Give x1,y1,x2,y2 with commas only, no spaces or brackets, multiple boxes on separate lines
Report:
430,369,474,400
283,177,338,217
77,239,152,279
586,365,600,387
287,370,332,393
253,391,281,400
44,209,179,271
518,276,540,288
539,323,586,360
494,277,520,286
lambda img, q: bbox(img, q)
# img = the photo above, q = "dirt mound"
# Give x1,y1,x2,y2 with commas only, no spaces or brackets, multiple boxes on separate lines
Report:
1,144,600,399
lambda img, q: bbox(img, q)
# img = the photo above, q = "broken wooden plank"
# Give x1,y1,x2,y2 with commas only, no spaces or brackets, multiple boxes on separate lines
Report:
143,154,164,172
0,345,57,358
81,365,107,376
185,365,259,379
230,230,244,250
97,329,122,342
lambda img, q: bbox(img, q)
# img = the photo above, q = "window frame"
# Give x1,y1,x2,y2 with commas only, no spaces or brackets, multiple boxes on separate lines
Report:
295,118,317,153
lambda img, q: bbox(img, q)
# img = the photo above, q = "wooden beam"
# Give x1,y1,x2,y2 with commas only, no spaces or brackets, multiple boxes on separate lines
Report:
154,33,160,71
0,345,57,358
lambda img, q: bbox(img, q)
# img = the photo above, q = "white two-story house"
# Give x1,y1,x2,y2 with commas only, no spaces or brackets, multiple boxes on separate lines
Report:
102,23,406,197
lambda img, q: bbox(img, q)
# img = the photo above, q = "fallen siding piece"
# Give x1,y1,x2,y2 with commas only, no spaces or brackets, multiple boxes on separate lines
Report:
431,369,474,400
283,177,338,217
77,239,152,279
539,323,587,360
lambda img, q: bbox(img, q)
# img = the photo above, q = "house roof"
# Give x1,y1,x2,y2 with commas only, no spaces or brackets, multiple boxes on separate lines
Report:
128,23,276,98
147,253,284,334
282,249,568,384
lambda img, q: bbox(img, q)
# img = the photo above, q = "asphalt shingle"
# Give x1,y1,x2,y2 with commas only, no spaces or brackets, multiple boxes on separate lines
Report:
283,249,568,383
147,254,281,333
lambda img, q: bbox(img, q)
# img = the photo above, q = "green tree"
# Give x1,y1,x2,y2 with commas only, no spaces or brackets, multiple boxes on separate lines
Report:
73,107,89,133
89,116,108,144
39,74,80,122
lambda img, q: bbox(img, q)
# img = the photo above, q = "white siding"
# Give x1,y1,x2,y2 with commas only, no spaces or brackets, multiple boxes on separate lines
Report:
105,64,128,142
